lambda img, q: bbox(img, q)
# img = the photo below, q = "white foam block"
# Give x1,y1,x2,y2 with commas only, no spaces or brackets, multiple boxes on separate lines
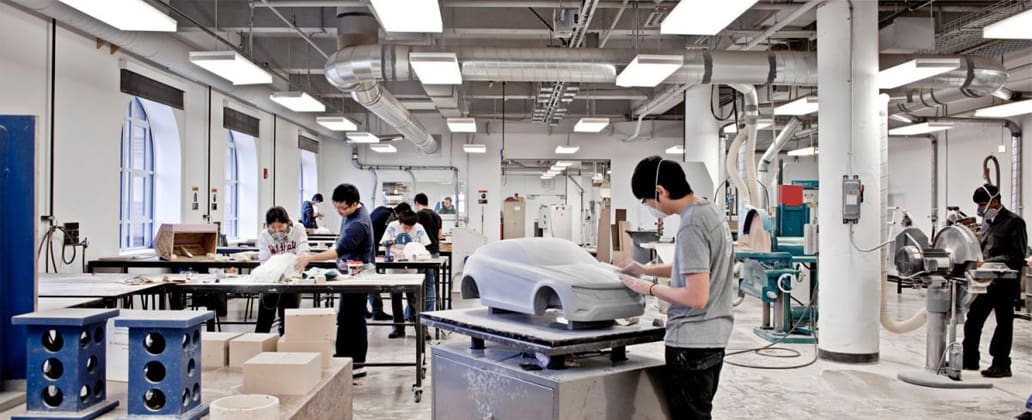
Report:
229,333,279,367
283,308,336,341
277,337,334,368
243,352,322,395
202,331,244,369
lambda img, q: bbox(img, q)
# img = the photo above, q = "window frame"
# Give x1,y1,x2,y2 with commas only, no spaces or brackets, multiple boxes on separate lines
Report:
224,131,241,239
119,97,156,251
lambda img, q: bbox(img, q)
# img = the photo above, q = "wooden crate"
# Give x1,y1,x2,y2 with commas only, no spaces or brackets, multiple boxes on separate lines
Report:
154,223,218,260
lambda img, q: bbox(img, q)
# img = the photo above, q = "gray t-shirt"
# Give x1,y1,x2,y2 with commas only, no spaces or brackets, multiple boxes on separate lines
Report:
666,199,735,348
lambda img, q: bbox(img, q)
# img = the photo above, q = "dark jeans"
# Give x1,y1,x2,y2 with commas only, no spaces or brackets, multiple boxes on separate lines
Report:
254,293,300,335
391,291,416,331
664,346,725,420
963,278,1019,369
335,293,368,366
367,292,386,315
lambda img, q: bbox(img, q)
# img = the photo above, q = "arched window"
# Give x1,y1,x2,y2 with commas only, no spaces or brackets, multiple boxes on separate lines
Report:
299,150,318,208
224,131,241,239
120,97,155,250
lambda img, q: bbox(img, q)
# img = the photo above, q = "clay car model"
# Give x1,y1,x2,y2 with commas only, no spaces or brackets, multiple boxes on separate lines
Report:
461,238,644,324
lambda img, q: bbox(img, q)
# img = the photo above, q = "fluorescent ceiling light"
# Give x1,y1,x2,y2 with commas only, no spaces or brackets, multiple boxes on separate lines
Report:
574,117,610,133
555,145,580,154
410,52,462,85
346,132,381,144
774,96,819,116
661,0,758,35
189,51,271,85
666,145,685,155
369,0,442,33
463,144,486,154
888,114,915,124
59,0,177,31
973,99,1032,118
723,119,774,134
370,144,397,153
400,99,437,110
270,92,325,112
616,55,683,87
787,146,818,157
888,122,955,136
316,116,358,131
879,58,960,90
447,117,477,133
983,9,1032,39
555,161,574,167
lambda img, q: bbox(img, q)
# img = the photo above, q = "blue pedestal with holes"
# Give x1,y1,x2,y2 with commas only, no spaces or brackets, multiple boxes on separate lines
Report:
114,311,213,420
11,308,120,420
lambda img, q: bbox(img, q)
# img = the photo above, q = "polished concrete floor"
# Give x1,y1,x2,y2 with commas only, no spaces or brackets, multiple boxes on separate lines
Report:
218,285,1031,419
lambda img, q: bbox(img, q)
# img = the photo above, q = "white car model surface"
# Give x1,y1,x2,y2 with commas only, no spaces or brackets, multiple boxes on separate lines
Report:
461,238,644,323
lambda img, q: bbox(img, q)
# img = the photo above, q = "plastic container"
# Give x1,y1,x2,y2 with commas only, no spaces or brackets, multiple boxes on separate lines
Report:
210,394,279,420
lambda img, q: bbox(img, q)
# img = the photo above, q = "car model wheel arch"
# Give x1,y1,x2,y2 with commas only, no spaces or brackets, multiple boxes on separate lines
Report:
461,276,480,299
533,286,563,315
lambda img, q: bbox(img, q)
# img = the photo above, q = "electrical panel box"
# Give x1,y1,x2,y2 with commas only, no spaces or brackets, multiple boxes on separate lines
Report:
842,175,862,224
62,221,80,245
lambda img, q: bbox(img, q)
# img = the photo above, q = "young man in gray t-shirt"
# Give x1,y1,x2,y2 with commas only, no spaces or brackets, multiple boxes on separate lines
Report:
620,156,735,419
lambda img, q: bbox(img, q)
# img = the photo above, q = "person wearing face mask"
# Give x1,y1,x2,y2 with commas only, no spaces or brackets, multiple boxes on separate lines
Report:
963,183,1026,378
255,206,311,335
619,156,735,420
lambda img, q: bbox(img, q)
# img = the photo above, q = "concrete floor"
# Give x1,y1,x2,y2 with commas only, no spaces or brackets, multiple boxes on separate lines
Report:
218,286,1031,419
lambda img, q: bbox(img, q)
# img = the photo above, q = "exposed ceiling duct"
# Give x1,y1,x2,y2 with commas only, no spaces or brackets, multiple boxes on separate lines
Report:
888,56,1009,116
330,7,439,154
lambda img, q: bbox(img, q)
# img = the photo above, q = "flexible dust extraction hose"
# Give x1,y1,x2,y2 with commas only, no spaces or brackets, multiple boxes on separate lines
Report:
725,129,751,209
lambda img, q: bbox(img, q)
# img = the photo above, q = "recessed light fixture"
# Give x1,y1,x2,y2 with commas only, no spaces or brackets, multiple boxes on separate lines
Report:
463,144,486,154
370,143,397,153
189,51,272,85
787,146,818,157
973,99,1032,118
616,55,683,87
58,0,177,31
879,58,960,90
269,92,326,112
660,0,759,35
723,119,774,134
410,52,462,85
369,0,443,33
346,132,381,144
887,122,955,136
774,96,819,116
315,116,358,131
447,117,477,133
983,9,1032,39
555,145,580,154
574,118,610,133
555,161,574,167
666,145,685,155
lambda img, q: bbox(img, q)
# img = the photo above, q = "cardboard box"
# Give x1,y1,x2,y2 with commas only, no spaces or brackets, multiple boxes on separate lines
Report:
201,331,244,369
278,337,334,368
243,352,321,395
283,308,336,341
229,333,279,367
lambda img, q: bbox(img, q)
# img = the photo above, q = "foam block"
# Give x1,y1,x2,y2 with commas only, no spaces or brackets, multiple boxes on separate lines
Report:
229,333,279,367
283,308,336,341
202,331,244,369
277,337,334,368
243,352,321,395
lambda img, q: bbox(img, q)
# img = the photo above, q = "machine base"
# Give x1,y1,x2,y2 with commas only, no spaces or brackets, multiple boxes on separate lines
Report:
753,327,817,344
898,369,993,389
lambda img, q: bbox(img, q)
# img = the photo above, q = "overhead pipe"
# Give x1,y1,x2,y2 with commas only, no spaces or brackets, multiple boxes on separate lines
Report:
889,56,1008,116
729,0,824,51
756,117,803,204
730,84,761,209
923,117,1022,216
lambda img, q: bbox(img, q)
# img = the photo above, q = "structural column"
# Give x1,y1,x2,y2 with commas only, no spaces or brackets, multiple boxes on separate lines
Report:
816,0,882,362
683,85,720,198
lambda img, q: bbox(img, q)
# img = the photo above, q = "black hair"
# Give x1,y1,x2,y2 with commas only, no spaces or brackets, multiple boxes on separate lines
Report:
631,156,693,201
443,196,452,202
332,184,361,204
312,193,323,202
398,210,418,226
265,206,291,225
414,193,429,206
972,183,1000,204
393,202,412,216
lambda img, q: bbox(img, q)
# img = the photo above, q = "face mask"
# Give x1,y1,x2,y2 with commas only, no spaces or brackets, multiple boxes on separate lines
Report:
647,205,666,219
983,207,999,222
976,205,987,217
270,224,290,242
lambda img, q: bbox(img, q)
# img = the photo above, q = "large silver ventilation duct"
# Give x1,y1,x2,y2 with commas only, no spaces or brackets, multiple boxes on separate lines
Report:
889,57,1008,116
326,46,820,86
757,117,804,188
330,10,439,154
